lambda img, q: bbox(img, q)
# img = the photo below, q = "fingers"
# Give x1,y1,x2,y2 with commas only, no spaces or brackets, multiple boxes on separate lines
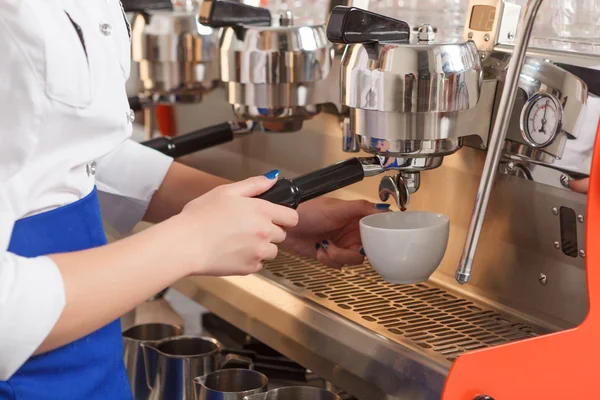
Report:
570,178,589,194
316,240,365,269
316,248,343,269
269,224,287,244
227,171,279,197
262,243,279,261
342,200,392,218
264,203,299,227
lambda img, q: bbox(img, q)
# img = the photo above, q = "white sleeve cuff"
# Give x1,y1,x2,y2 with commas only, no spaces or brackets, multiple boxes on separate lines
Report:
0,254,65,380
95,139,174,234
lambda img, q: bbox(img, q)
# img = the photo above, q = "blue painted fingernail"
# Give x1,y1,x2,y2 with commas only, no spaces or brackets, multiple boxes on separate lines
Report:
376,203,391,210
315,243,320,250
263,169,280,180
359,247,365,255
321,240,329,250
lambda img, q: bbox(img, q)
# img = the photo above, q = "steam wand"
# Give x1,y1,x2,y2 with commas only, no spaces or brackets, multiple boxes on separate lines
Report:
456,0,546,284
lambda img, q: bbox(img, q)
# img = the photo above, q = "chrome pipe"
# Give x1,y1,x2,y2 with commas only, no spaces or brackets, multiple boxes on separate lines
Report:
456,0,545,284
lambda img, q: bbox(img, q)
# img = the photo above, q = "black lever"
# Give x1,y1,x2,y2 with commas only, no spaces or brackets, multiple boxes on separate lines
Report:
326,6,410,44
141,122,235,158
199,0,271,28
256,158,366,208
120,0,172,12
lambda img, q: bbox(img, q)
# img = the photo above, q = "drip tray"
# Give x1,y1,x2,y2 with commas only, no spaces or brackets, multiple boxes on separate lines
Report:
175,251,545,398
261,252,540,364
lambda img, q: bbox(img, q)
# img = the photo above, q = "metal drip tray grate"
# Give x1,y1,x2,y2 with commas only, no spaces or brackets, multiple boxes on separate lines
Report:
260,252,540,364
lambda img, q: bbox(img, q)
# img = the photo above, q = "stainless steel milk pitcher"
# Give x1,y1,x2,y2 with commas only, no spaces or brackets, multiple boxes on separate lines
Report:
123,323,182,400
194,368,268,400
142,335,252,400
243,387,342,400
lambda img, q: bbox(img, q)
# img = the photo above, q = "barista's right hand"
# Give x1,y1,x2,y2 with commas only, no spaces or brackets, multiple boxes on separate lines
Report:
169,174,299,277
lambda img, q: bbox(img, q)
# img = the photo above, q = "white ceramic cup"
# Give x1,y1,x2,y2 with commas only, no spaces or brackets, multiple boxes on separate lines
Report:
359,211,449,284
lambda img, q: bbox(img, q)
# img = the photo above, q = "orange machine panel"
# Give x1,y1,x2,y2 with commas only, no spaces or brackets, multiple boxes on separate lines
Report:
442,119,600,399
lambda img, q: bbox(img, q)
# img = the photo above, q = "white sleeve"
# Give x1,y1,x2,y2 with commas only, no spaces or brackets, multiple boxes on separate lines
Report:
95,139,173,234
0,14,66,380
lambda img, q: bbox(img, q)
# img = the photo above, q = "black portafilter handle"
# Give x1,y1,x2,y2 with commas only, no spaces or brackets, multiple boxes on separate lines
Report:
326,6,410,44
121,0,172,13
199,0,272,28
141,122,234,158
128,96,144,112
256,158,366,208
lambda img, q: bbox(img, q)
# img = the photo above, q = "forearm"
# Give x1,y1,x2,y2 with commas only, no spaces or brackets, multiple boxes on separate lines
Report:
42,218,187,354
143,162,231,223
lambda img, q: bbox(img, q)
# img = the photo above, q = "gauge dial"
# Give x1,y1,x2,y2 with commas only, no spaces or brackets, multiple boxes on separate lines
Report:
520,93,563,148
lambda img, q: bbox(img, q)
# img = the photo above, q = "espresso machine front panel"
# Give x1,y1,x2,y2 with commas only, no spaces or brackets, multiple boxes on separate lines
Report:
154,0,600,398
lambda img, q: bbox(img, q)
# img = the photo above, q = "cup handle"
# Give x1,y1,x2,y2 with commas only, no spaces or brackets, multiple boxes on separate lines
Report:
221,353,254,370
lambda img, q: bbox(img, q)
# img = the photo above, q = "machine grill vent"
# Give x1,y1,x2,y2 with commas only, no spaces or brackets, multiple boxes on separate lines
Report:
262,253,541,363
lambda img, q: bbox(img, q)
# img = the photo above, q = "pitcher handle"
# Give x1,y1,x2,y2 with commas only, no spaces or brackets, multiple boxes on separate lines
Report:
141,343,158,391
221,353,254,370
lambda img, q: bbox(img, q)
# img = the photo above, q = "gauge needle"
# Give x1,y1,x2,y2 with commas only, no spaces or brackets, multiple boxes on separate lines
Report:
540,100,549,134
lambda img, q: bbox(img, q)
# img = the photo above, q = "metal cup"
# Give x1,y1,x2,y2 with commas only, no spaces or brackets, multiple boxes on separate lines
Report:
123,323,182,400
142,335,253,400
243,386,342,400
194,368,268,400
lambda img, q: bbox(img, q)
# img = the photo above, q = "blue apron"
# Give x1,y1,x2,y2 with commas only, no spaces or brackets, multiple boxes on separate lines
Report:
0,188,132,399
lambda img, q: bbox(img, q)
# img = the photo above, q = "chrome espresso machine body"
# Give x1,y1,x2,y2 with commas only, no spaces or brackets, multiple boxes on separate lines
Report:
128,0,357,160
127,0,258,151
171,0,600,398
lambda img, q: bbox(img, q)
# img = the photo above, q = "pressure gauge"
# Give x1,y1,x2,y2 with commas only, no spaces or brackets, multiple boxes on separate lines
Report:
520,92,563,148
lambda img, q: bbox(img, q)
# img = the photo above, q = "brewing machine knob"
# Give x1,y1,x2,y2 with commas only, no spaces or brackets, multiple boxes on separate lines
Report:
199,0,272,27
326,6,410,44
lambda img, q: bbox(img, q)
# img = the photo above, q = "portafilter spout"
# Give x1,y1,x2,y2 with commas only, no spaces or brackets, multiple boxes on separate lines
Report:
378,172,420,211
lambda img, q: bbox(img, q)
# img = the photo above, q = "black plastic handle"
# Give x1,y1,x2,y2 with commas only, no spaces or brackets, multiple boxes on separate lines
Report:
128,96,144,112
326,6,410,44
121,0,172,12
199,0,271,28
141,122,234,158
256,158,365,208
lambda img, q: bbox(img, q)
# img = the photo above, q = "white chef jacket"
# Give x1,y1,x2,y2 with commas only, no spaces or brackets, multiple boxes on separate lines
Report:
0,0,173,379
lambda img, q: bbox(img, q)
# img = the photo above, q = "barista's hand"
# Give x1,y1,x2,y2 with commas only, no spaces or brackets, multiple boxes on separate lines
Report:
172,174,299,276
281,198,389,269
570,178,589,194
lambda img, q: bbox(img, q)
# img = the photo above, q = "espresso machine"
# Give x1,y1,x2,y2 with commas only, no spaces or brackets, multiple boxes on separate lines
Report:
131,0,393,205
125,0,261,156
168,0,600,398
128,0,361,160
173,0,481,209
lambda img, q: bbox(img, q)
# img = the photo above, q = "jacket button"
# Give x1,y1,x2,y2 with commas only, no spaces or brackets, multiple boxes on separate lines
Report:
99,23,113,36
86,161,96,177
127,109,136,123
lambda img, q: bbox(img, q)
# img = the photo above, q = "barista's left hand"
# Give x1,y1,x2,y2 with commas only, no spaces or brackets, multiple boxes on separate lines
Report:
281,198,389,269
